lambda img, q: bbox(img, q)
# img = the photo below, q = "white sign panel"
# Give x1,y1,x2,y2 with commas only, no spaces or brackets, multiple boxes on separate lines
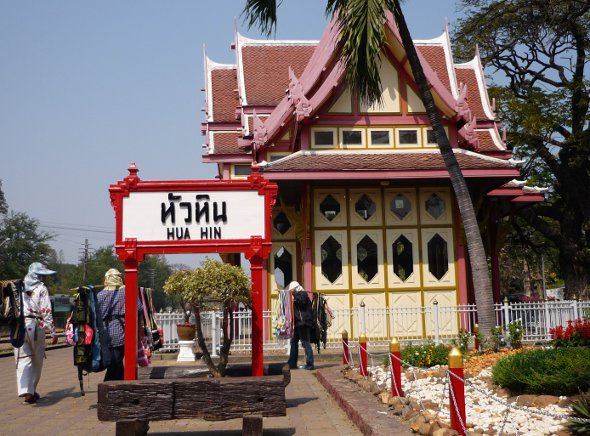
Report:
122,191,265,241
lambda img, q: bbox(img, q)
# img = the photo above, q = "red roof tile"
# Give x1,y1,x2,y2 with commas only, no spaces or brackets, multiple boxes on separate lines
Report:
242,45,316,106
476,130,504,152
211,69,239,122
417,46,452,96
262,150,514,173
455,67,489,121
211,131,247,155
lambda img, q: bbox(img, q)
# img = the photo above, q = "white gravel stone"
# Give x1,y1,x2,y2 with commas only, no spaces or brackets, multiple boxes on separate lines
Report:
368,364,570,435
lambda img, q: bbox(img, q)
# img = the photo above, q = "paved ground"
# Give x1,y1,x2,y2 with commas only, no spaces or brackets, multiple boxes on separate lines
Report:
0,347,363,435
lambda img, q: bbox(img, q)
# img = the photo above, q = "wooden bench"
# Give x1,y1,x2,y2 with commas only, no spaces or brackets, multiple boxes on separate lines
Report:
97,363,291,436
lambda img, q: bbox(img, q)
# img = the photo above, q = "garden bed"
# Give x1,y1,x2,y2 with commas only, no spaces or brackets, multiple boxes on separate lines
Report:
343,347,578,435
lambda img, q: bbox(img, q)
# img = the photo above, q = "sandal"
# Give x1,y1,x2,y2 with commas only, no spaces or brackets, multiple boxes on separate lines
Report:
22,394,36,404
33,392,40,401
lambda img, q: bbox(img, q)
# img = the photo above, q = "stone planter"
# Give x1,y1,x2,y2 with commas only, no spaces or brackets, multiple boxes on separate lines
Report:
176,323,196,341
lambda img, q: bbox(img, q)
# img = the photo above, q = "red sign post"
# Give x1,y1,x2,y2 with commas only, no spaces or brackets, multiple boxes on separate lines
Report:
109,163,277,379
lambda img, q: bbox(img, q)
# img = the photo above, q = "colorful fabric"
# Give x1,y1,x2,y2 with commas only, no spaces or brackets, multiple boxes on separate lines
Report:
273,290,293,337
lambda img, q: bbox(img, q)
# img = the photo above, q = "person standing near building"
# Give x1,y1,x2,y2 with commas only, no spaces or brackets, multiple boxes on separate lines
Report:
287,281,314,370
96,268,142,381
16,262,59,404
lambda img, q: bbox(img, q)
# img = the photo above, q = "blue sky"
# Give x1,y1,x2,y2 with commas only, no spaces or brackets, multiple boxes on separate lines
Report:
1,1,461,265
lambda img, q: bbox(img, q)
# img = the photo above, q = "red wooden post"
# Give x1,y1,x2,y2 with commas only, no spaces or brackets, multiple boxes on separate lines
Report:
389,338,403,397
448,347,466,435
474,323,480,352
124,259,138,381
250,256,264,377
359,334,368,377
342,330,350,366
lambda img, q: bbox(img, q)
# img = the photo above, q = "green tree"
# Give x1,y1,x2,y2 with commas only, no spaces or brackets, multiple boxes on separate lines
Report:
137,254,172,311
243,0,497,335
0,211,55,279
55,246,173,309
0,180,7,215
454,0,590,299
164,258,250,377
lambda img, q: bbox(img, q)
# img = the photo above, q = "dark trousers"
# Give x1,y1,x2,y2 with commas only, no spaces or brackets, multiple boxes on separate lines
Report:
104,346,124,381
288,325,314,369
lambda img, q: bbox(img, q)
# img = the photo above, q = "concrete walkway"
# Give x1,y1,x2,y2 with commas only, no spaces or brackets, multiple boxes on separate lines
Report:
0,347,361,435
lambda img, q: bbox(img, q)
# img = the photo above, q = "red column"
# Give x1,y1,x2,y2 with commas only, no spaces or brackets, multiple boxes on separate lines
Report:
389,338,403,397
250,256,264,377
342,330,349,366
448,347,466,435
124,259,138,381
359,334,368,377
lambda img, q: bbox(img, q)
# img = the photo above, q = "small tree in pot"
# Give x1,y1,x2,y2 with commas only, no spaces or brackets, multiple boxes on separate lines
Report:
163,269,195,340
163,258,250,377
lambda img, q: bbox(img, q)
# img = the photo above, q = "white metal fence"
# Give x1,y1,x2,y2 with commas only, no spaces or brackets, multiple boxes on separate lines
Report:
154,299,590,354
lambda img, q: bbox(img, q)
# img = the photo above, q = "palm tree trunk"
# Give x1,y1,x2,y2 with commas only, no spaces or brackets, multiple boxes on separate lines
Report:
392,1,496,336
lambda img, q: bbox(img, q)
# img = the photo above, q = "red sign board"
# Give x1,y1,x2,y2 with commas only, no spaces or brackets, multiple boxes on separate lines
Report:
109,163,277,378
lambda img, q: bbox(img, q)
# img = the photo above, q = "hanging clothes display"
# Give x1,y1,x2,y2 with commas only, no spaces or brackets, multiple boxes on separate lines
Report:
273,289,293,338
312,292,333,353
69,286,111,395
139,287,163,353
1,279,26,348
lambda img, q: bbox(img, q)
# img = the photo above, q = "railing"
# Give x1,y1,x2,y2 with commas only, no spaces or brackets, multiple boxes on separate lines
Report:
154,299,589,353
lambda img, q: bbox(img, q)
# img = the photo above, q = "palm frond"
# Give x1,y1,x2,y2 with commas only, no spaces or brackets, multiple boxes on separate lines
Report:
242,0,281,37
327,0,395,106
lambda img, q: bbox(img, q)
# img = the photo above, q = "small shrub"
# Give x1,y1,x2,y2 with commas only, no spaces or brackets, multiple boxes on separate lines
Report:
507,320,523,349
451,329,471,353
492,347,590,396
568,391,590,435
550,319,590,347
488,325,506,352
400,341,449,368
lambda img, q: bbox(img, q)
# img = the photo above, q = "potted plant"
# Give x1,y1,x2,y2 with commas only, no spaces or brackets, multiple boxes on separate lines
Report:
162,269,196,341
163,258,250,377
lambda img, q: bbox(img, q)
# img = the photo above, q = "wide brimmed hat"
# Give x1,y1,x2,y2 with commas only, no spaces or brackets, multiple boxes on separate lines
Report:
104,268,124,290
28,262,56,276
286,281,304,292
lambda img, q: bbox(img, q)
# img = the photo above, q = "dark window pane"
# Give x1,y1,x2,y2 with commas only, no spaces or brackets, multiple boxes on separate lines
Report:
273,212,291,235
398,130,418,144
426,130,436,144
234,165,251,176
390,194,411,219
270,154,287,162
321,236,343,283
314,131,334,146
425,193,445,219
357,235,378,282
355,194,376,220
274,246,293,289
342,130,363,145
371,130,390,145
427,233,448,280
319,194,341,221
392,235,413,282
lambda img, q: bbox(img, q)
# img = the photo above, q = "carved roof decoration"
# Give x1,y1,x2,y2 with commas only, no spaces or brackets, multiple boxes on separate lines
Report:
202,11,511,172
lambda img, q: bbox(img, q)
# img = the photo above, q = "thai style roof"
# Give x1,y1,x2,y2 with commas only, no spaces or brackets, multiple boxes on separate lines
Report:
260,149,519,180
202,12,514,179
